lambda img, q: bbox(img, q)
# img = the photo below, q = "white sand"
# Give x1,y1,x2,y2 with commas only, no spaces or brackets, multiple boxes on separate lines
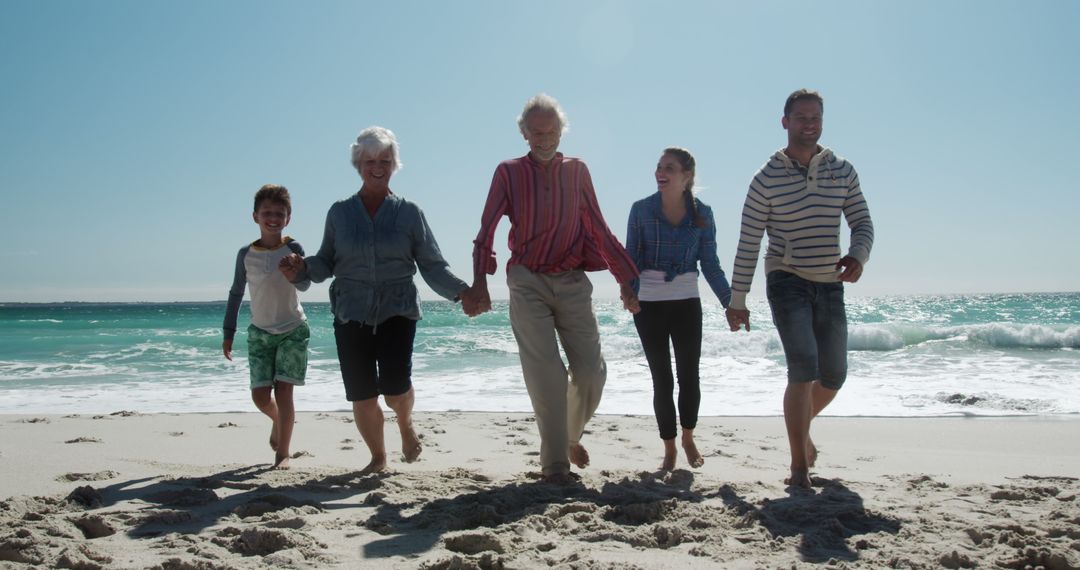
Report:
2,411,1078,569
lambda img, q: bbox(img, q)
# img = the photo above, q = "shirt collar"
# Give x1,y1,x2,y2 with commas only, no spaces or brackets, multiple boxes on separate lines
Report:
523,152,564,167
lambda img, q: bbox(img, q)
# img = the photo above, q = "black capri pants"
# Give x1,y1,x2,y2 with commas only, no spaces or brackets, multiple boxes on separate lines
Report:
334,316,417,401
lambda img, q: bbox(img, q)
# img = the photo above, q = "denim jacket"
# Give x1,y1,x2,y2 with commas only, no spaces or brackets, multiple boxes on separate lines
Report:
303,193,468,325
625,193,732,307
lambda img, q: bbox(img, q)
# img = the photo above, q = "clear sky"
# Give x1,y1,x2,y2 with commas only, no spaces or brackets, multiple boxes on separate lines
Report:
2,0,1077,303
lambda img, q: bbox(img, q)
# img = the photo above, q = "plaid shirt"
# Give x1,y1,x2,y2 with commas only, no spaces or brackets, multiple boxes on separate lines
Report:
625,192,732,307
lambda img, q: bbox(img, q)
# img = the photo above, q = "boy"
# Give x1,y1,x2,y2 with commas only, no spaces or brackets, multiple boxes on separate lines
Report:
223,184,311,469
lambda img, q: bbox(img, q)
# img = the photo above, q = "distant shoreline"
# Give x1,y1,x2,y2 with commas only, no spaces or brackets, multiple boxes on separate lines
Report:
4,290,1080,306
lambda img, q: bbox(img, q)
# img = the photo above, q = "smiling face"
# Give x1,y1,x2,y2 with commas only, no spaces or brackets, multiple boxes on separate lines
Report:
655,152,692,195
253,200,290,240
522,110,562,164
782,98,823,149
358,147,395,193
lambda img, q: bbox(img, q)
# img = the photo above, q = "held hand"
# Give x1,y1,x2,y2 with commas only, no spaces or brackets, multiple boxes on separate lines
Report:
462,283,492,317
726,308,751,332
459,288,478,316
278,254,305,282
835,256,863,283
619,284,641,315
222,339,233,361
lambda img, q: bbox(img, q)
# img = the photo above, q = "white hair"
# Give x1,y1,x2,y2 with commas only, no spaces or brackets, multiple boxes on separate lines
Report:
517,93,569,136
350,126,402,173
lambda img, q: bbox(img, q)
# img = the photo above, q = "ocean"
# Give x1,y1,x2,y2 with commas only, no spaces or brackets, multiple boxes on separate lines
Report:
1,293,1078,417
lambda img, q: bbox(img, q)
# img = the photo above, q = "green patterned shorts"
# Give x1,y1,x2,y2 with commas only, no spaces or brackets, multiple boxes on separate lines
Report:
247,321,310,389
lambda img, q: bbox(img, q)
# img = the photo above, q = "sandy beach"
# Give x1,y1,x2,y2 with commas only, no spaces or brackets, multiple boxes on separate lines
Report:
1,411,1078,569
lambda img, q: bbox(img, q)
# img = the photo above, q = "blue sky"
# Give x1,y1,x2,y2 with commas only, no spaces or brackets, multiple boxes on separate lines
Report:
2,0,1077,303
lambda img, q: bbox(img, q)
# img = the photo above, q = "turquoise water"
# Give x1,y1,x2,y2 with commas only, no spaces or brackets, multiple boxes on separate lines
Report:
1,293,1078,416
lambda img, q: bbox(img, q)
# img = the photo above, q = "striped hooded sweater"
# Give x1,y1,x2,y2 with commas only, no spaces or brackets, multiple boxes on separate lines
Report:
729,147,874,311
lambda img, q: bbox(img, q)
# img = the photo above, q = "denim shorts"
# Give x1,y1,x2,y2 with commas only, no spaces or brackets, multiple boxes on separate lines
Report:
247,321,309,389
766,271,847,389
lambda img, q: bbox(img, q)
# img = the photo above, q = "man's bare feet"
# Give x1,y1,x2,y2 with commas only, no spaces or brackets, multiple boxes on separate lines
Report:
807,437,818,467
682,437,704,469
273,453,290,470
269,421,279,452
569,443,590,469
402,431,422,463
785,467,812,489
359,456,387,475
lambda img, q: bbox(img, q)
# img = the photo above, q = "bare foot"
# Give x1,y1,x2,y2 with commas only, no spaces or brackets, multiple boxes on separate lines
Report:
807,437,818,467
785,467,812,489
682,438,704,469
273,454,290,470
269,421,279,452
402,432,422,463
569,443,590,469
360,456,387,475
659,452,676,471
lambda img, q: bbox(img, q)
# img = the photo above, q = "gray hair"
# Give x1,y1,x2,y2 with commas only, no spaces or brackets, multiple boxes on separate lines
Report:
517,93,569,136
350,126,402,173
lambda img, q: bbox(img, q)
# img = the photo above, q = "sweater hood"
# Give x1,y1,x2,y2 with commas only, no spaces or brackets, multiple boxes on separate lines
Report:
772,146,834,169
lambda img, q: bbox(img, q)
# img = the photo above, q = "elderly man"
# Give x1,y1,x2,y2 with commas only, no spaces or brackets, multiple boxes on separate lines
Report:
467,94,639,484
726,89,875,489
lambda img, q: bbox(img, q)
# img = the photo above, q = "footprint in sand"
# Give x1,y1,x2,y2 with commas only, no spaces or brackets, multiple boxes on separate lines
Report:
72,515,116,539
64,437,102,444
444,531,506,555
57,471,118,482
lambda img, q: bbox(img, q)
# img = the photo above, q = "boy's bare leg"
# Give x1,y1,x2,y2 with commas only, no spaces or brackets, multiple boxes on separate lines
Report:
272,383,295,469
681,428,704,468
783,382,813,488
660,438,677,471
251,387,280,453
353,398,387,473
385,388,421,463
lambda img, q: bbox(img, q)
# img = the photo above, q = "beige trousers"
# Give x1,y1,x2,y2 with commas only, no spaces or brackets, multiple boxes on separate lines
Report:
507,265,607,476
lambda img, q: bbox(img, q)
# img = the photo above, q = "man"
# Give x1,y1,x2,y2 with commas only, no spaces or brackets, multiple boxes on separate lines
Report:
726,89,874,489
467,93,640,484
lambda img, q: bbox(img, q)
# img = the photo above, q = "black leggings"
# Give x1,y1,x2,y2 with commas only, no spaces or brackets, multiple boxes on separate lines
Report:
632,298,703,440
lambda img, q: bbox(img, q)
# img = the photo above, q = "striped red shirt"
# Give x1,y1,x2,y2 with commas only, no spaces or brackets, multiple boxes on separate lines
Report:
473,153,638,285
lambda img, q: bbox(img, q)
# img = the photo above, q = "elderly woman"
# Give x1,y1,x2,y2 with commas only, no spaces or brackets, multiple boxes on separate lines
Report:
280,126,472,473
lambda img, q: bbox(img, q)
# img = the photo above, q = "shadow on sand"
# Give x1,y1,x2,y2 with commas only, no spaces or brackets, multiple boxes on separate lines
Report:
716,476,902,563
60,464,899,564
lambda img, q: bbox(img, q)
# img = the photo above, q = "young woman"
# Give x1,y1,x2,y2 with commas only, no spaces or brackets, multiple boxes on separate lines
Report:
625,147,732,470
